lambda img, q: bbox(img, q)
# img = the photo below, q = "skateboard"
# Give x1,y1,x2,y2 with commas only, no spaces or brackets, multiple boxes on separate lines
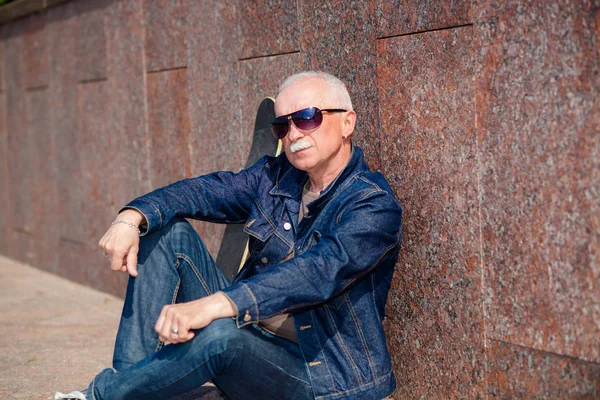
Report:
215,97,282,282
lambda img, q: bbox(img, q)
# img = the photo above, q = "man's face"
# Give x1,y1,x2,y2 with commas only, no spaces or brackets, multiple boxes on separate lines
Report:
274,78,354,176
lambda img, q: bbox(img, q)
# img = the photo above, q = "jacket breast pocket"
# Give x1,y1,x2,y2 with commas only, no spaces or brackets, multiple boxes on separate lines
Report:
243,210,276,255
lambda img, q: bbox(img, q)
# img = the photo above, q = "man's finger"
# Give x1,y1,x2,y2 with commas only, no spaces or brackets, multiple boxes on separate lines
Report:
175,323,194,342
126,248,138,277
155,308,167,337
110,253,124,272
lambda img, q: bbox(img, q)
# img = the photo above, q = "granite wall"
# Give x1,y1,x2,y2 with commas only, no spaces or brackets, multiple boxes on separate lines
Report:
0,0,598,398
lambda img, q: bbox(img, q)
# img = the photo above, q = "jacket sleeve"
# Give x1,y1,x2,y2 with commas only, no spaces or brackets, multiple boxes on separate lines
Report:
221,189,403,327
121,156,272,235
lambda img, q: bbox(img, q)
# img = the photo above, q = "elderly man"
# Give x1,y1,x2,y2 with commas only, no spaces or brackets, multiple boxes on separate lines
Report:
56,71,402,400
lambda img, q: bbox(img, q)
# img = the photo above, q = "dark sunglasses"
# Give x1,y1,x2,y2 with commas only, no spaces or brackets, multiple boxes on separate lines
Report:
271,107,347,139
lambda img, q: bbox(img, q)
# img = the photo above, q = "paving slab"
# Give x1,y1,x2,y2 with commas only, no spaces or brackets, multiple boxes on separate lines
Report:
0,255,223,399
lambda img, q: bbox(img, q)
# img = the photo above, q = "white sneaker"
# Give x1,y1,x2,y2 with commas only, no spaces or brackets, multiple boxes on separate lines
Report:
54,391,86,400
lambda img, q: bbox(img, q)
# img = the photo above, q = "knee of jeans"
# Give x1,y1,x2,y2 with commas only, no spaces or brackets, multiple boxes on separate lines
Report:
138,217,206,264
193,319,244,368
159,217,207,253
163,217,196,236
202,319,242,349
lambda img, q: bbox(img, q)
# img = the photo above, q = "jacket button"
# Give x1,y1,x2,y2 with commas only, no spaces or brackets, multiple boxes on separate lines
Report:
283,222,291,231
261,257,268,264
243,311,251,322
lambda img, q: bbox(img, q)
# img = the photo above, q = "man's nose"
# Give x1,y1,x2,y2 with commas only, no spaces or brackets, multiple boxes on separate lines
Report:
287,123,304,142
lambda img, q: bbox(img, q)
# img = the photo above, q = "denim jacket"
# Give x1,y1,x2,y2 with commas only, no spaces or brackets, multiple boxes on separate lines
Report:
126,146,402,400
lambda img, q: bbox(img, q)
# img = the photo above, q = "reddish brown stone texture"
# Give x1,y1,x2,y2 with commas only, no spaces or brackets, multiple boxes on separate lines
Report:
74,0,110,82
0,30,7,256
47,2,85,248
185,1,240,175
143,0,188,72
378,27,485,398
237,53,302,165
45,3,105,291
376,0,472,38
0,30,4,92
597,9,600,62
0,92,8,258
57,238,128,298
105,0,150,206
237,0,300,59
76,80,114,242
4,20,33,264
475,0,600,362
487,340,600,398
25,88,60,273
146,68,193,189
184,1,239,256
298,0,381,169
21,12,49,89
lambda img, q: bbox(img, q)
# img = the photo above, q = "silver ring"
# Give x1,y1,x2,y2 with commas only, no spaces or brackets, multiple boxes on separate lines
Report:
103,253,111,259
171,328,179,335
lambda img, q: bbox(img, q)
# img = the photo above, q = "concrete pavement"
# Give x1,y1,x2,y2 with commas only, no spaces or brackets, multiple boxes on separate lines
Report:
0,255,223,399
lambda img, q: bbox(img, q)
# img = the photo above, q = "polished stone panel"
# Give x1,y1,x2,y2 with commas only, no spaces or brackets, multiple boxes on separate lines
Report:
237,0,300,59
57,239,128,298
0,30,4,92
45,3,104,292
72,73,130,294
487,340,600,398
0,84,8,257
26,89,60,273
74,0,110,82
4,21,32,263
21,12,49,89
106,0,150,207
47,2,85,247
298,0,381,169
378,27,484,398
0,29,7,256
376,0,472,38
146,68,193,189
76,80,114,242
237,52,302,160
184,1,239,256
144,0,187,72
476,0,600,362
185,1,240,175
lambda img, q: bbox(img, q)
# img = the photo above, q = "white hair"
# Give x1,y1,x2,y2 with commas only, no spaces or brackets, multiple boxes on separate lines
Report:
278,71,353,110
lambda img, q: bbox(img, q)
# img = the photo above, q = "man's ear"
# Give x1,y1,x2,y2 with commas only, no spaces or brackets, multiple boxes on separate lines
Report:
342,110,357,139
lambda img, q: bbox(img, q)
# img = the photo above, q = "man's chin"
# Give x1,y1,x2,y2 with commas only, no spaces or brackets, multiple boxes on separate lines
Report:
288,157,315,173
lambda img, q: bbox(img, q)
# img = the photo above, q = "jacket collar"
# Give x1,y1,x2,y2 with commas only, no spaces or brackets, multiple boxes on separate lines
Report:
269,145,367,207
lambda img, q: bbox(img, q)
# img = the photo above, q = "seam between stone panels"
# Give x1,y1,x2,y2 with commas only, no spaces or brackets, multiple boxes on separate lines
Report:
25,85,48,92
489,338,600,366
376,23,474,41
474,56,490,400
238,50,301,62
77,77,108,84
146,66,187,75
141,14,152,193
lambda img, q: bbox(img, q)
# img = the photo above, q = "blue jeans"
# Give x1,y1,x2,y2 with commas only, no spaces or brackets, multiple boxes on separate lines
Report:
87,218,314,400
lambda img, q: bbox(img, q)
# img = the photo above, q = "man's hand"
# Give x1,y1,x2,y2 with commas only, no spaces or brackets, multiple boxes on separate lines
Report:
99,209,144,277
154,292,237,344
